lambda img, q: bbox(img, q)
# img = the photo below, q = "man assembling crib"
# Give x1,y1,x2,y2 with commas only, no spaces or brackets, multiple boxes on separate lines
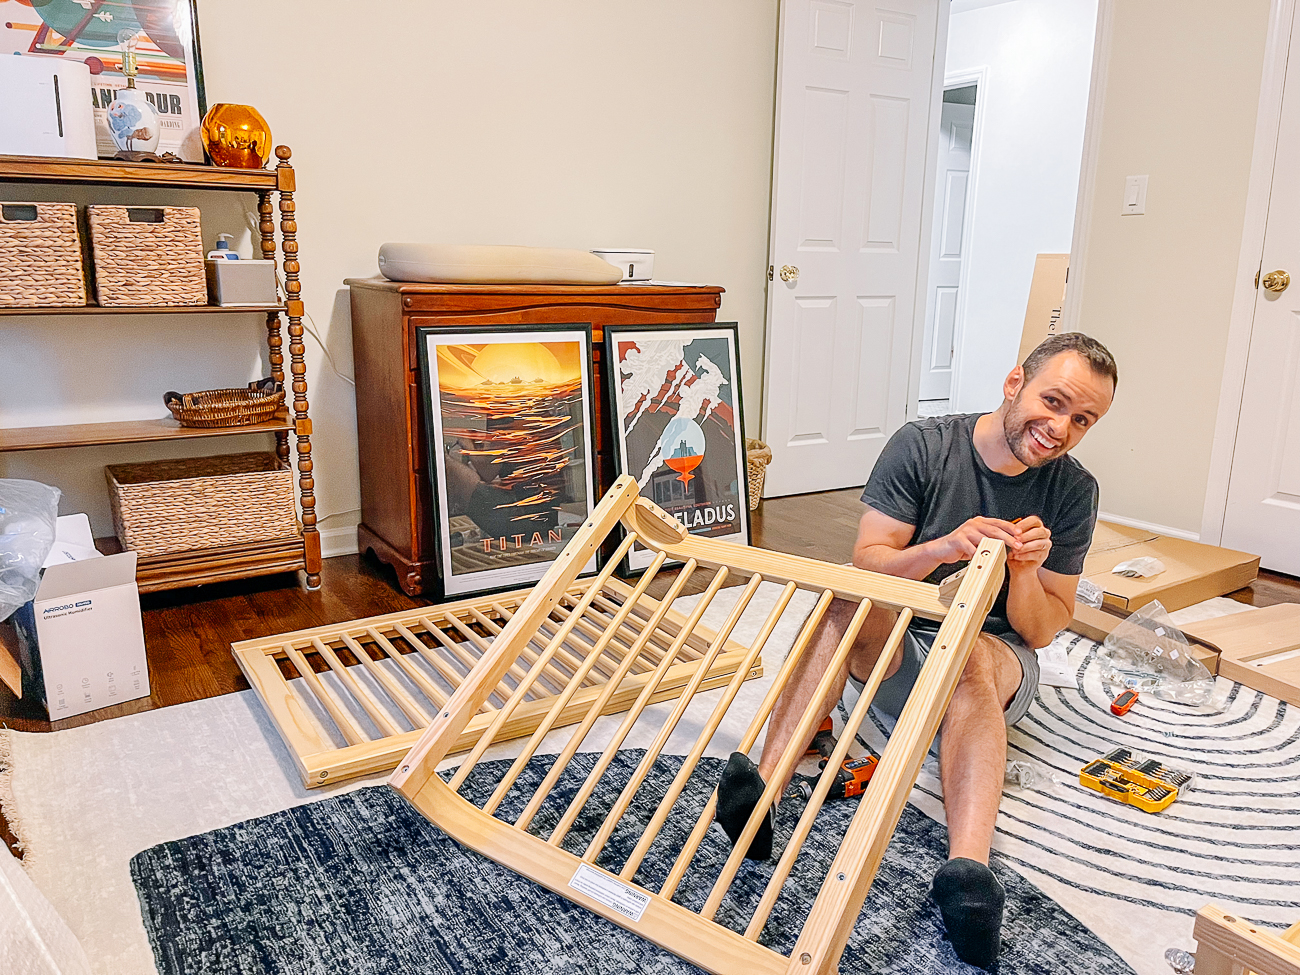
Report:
716,332,1118,969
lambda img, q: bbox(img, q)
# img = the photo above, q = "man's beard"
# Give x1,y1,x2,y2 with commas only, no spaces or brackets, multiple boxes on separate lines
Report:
1002,394,1064,468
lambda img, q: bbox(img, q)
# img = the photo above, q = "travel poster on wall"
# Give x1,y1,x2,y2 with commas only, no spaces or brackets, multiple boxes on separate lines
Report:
605,324,750,573
2,0,206,160
416,324,597,598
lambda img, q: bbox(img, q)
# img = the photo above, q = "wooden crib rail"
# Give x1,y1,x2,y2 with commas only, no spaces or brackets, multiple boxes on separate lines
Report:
1193,905,1300,975
234,476,758,788
390,476,1006,975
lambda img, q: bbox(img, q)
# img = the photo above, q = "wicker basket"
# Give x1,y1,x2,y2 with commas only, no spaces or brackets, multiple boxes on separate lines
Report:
106,452,300,557
165,379,285,428
745,438,771,510
0,202,87,307
87,205,207,307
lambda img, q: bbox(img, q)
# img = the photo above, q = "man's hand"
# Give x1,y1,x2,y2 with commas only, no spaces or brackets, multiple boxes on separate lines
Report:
1005,515,1051,572
933,516,1024,564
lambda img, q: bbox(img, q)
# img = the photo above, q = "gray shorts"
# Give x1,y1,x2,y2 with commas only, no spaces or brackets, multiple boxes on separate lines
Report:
849,625,1039,727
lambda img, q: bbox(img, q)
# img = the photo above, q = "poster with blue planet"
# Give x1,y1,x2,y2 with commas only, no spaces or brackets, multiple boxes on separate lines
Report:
607,324,750,572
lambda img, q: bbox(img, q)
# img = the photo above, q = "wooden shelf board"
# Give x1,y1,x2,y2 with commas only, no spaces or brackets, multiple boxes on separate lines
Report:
0,154,277,191
96,534,307,593
0,413,292,452
0,303,284,317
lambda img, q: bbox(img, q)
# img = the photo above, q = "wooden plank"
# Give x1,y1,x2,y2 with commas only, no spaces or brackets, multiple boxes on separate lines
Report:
0,153,278,190
790,538,1005,974
0,413,293,451
231,640,334,785
0,303,283,318
1193,905,1300,975
620,497,949,619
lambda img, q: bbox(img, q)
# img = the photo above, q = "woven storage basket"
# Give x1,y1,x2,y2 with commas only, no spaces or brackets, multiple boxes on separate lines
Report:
745,438,771,510
87,205,207,306
165,379,285,428
0,202,87,307
106,452,300,557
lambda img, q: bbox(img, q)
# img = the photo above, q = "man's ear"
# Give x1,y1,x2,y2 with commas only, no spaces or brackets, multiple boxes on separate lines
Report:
1004,365,1025,401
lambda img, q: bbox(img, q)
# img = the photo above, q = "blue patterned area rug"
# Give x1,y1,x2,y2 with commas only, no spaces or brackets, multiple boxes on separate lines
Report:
130,752,1133,975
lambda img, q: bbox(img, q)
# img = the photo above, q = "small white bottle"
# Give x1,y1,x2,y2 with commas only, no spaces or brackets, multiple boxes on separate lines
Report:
207,234,239,261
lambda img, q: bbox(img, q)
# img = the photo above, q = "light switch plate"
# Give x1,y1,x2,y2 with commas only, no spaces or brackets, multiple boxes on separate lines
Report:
1122,175,1148,215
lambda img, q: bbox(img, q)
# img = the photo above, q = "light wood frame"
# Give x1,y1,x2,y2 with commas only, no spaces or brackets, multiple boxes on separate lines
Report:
390,476,1006,975
1193,905,1300,975
233,561,758,789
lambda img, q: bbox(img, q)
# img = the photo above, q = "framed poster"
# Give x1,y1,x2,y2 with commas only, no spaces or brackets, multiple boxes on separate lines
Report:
605,323,750,573
2,0,207,160
416,324,598,598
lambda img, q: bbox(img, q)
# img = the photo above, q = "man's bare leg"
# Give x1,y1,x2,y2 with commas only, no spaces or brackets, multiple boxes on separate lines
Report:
939,634,1024,862
758,599,903,787
715,598,902,860
930,633,1024,970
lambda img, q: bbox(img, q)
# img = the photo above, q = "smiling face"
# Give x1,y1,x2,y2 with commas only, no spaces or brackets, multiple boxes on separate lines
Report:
1001,351,1114,467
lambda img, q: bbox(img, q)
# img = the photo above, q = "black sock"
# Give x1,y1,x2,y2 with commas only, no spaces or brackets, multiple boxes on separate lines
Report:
714,752,775,861
930,857,1005,970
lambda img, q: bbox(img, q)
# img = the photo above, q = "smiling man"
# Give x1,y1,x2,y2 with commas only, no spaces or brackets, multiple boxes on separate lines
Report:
716,332,1117,969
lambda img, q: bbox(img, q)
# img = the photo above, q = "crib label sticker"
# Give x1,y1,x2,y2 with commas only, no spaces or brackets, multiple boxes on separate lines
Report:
569,863,650,922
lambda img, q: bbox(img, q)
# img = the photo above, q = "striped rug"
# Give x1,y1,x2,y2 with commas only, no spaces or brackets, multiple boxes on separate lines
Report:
848,623,1300,975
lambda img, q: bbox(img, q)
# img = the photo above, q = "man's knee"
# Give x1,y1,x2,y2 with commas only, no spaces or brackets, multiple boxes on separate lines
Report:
957,635,1022,705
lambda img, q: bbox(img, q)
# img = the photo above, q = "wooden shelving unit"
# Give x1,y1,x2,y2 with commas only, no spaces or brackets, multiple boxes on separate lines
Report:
0,150,322,591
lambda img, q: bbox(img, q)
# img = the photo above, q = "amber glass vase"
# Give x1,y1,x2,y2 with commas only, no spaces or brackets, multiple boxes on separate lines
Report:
201,104,272,169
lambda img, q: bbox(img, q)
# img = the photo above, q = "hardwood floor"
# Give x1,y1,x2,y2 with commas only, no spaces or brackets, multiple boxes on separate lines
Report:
1,486,1297,858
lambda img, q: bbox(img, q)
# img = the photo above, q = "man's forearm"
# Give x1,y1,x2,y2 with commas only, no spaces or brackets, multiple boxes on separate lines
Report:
1005,564,1069,648
854,539,951,581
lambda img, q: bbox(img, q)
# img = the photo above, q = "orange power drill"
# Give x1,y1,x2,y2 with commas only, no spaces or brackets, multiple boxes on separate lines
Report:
794,718,879,801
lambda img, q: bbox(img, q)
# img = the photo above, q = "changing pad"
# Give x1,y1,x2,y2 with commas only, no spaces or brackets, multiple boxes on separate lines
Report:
377,242,624,285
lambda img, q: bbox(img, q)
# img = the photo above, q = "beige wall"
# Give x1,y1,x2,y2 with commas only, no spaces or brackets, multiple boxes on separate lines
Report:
1070,0,1271,534
0,1,779,555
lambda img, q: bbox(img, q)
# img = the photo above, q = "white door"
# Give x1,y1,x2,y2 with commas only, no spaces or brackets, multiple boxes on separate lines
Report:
1222,28,1300,574
918,98,974,402
761,0,944,497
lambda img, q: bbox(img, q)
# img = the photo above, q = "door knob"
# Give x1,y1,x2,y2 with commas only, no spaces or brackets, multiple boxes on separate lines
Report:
779,265,800,282
1263,269,1290,293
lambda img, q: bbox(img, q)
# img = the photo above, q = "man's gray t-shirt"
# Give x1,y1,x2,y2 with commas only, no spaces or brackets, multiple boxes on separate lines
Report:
861,413,1098,636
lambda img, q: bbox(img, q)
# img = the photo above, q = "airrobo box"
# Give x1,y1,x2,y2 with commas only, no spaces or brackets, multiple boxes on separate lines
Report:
11,516,149,718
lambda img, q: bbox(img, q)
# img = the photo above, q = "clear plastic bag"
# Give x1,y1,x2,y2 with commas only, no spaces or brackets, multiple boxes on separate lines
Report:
1097,600,1216,706
0,479,61,622
1004,759,1065,793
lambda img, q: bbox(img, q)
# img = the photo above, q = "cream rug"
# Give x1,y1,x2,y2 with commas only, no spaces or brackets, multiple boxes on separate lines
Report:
1,587,1295,975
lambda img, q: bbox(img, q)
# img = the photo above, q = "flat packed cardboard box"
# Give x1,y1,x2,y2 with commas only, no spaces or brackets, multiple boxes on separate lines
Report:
8,514,149,718
1082,522,1259,614
1015,253,1069,364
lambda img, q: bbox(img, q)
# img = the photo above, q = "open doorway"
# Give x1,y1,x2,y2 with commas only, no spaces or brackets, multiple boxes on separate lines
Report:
918,82,979,418
913,0,1099,419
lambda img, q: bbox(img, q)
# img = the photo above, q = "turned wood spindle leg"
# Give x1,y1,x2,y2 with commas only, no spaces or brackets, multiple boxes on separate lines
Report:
258,189,290,467
275,146,322,589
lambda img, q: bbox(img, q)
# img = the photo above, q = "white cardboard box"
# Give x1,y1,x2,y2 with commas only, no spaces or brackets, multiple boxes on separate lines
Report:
10,515,149,718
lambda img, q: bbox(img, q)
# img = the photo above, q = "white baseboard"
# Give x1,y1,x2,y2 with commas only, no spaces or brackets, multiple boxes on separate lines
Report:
1096,510,1200,543
319,523,359,559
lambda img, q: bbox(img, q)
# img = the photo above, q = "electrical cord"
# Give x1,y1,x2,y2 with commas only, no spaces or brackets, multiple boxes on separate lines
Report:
274,266,356,388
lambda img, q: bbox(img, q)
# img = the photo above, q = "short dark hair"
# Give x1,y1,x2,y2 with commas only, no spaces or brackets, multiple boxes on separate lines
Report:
1022,332,1118,391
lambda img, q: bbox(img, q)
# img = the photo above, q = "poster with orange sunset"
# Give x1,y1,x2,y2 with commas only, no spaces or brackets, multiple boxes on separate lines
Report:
607,325,750,573
419,327,596,597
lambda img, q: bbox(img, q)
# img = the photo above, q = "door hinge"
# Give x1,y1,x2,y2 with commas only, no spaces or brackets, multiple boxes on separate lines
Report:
1256,267,1261,288
768,265,774,282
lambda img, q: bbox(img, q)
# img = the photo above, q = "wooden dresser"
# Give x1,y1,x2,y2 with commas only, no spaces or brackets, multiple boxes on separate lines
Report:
345,278,724,595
